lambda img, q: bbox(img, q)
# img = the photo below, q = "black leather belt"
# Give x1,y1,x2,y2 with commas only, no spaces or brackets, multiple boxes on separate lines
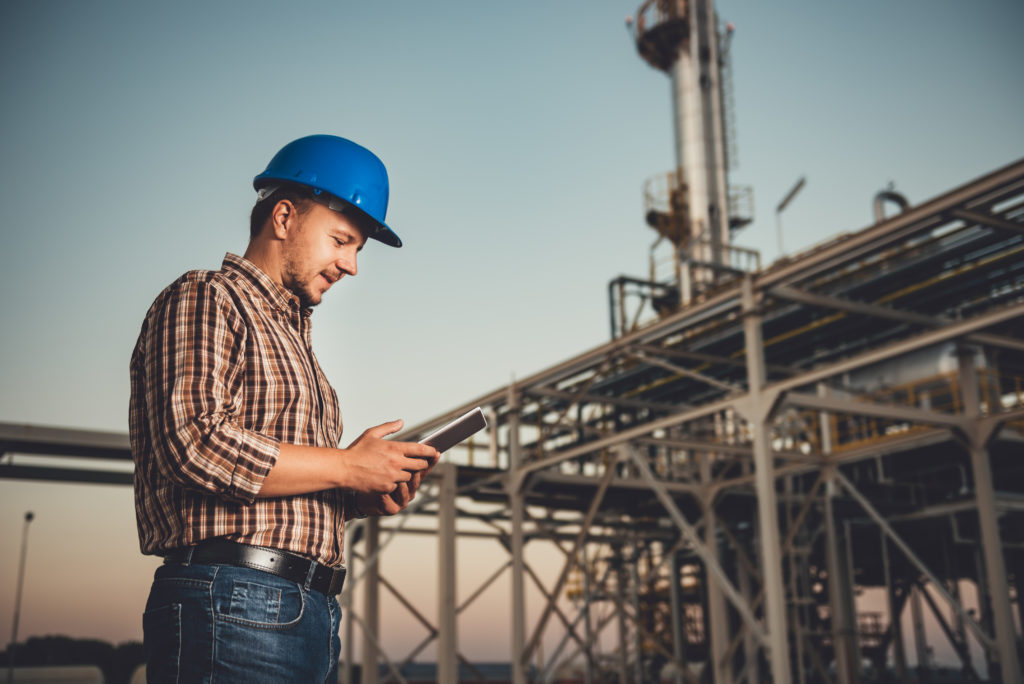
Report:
164,540,346,596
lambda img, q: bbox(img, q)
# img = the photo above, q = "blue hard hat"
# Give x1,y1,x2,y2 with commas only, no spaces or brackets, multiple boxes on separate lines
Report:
253,134,402,248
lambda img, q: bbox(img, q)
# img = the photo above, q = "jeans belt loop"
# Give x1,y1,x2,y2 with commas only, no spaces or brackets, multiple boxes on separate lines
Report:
303,559,317,592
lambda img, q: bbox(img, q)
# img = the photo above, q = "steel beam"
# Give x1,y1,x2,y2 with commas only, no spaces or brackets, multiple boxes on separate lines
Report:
363,515,381,684
701,455,732,684
785,391,968,429
957,348,1023,682
507,385,527,684
830,513,860,684
951,207,1024,236
526,385,679,413
742,277,792,683
880,531,908,680
668,550,685,684
0,463,132,486
633,343,801,377
628,350,743,393
769,284,1024,353
437,462,457,684
911,584,930,674
340,522,362,684
769,284,942,327
0,422,130,459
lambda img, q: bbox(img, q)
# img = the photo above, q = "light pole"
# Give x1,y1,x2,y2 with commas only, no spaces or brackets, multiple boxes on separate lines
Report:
775,176,806,257
7,511,34,684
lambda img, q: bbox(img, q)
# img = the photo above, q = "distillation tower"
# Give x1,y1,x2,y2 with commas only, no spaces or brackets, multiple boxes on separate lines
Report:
610,0,755,336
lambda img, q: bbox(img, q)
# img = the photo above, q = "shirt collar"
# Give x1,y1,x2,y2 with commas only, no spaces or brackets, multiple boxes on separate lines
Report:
221,253,308,317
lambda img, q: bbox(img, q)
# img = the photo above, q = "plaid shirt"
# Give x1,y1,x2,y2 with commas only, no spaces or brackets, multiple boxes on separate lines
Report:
130,253,350,566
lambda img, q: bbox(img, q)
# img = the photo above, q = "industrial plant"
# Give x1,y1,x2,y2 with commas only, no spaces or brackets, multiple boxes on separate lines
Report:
3,0,1022,682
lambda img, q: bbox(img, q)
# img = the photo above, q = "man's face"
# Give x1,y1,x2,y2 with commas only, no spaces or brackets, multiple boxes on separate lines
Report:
280,202,368,308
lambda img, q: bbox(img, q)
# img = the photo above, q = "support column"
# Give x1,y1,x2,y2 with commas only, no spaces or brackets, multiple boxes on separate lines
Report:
583,544,596,684
614,545,631,684
342,525,356,684
362,515,381,684
437,462,458,684
880,532,908,680
958,346,1022,683
741,277,792,683
942,537,971,676
785,477,806,684
629,554,645,683
824,475,858,684
669,549,686,684
819,382,858,682
507,385,528,684
844,521,864,673
975,549,998,677
1015,563,1024,656
737,553,760,684
701,455,732,684
910,584,930,675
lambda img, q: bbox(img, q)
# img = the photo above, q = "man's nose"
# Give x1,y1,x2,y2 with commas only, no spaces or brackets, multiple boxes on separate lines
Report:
337,253,357,277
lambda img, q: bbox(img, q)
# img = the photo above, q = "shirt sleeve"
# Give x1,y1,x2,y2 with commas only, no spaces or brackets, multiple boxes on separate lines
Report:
141,276,279,504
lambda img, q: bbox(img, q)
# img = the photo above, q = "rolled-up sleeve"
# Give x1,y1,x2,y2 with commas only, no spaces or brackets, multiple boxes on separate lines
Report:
143,278,279,504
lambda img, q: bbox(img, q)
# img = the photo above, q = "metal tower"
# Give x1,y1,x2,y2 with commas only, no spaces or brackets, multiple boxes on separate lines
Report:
623,0,754,315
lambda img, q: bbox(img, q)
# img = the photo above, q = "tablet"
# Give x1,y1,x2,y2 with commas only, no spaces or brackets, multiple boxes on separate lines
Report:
420,407,488,453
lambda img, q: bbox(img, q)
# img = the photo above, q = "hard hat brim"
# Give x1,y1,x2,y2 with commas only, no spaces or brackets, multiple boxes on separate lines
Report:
255,180,402,248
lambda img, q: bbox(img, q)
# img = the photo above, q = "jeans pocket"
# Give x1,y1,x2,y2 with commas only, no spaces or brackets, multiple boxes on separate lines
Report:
217,578,305,629
227,580,282,623
143,602,181,684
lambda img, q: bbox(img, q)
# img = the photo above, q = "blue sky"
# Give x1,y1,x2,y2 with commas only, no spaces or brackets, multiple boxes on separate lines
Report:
1,0,1022,663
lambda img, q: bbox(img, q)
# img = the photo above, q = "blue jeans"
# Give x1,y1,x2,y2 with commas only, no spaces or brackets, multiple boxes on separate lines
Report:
143,561,341,683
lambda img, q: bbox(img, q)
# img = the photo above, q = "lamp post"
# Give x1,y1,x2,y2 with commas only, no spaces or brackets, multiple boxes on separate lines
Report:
7,511,34,684
775,176,806,256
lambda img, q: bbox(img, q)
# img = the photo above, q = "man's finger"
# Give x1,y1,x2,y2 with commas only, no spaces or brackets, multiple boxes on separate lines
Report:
390,482,412,507
402,456,434,471
365,419,404,439
396,441,439,459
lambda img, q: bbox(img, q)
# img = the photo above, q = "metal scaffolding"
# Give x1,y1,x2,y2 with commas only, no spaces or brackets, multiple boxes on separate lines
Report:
350,157,1024,683
3,159,1024,682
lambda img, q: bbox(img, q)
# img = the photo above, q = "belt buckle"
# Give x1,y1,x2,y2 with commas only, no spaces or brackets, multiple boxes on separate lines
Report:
329,566,347,594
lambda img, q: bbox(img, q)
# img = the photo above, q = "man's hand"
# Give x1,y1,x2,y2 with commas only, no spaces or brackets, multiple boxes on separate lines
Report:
345,420,439,516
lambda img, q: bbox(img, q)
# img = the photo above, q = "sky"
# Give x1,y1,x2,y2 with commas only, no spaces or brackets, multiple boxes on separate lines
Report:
1,0,1022,669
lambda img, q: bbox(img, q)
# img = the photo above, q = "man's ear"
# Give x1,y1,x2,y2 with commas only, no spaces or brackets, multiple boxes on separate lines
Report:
270,199,296,240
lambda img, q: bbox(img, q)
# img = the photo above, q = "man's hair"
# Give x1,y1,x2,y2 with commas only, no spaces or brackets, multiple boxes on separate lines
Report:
249,183,316,239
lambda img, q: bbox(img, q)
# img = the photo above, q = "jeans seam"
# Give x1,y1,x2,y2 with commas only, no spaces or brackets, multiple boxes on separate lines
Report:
173,603,182,684
209,565,217,681
326,597,336,684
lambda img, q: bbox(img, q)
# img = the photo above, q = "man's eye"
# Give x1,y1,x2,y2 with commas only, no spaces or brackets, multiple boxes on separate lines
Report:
334,238,345,247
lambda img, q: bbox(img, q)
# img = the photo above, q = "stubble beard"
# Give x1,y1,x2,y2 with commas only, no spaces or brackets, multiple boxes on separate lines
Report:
281,253,322,309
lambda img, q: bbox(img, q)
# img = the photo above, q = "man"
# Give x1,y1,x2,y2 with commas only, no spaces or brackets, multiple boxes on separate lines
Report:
129,134,438,683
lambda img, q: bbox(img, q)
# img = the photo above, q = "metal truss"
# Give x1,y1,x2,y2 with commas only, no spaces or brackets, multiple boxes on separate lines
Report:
361,157,1024,684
